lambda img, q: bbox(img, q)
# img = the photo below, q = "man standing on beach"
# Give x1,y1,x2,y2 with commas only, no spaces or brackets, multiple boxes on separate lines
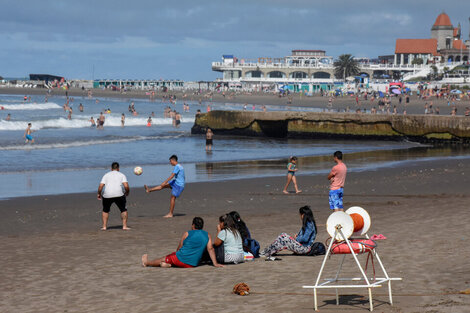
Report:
145,155,185,218
24,123,35,144
327,151,347,212
97,162,130,230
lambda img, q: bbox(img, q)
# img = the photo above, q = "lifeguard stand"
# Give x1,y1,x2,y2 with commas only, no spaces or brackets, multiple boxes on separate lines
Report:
302,207,402,311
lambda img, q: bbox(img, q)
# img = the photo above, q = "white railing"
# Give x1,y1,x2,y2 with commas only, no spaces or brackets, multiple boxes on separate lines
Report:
212,62,440,71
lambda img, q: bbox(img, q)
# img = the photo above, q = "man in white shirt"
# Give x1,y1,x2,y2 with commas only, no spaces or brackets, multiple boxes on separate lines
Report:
97,162,130,230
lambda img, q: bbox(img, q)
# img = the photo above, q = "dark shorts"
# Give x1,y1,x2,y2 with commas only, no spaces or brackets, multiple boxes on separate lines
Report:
165,252,193,268
99,120,104,126
206,138,213,145
102,195,127,213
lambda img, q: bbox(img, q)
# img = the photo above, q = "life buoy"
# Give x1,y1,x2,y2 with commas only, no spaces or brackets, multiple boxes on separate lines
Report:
331,239,376,254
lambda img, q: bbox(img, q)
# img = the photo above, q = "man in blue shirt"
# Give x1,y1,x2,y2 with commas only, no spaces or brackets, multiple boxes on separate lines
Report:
145,155,185,218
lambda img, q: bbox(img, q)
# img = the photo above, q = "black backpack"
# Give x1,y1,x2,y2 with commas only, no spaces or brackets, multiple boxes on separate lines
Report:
307,242,326,256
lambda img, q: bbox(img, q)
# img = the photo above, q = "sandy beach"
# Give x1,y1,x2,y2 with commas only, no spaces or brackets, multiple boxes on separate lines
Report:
2,156,470,313
1,86,469,116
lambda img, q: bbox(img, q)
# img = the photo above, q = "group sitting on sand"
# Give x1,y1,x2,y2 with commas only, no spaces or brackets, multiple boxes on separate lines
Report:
142,206,318,268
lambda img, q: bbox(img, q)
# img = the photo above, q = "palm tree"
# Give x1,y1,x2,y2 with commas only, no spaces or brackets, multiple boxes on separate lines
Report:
334,54,360,80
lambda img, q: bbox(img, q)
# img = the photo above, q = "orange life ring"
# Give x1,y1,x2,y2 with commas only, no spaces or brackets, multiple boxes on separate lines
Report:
331,239,376,254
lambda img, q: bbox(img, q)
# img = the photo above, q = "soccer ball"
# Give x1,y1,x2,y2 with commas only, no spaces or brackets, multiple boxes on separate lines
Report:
134,166,143,176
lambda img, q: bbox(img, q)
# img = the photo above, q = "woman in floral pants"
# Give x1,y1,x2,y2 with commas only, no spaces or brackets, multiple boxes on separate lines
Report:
262,206,317,256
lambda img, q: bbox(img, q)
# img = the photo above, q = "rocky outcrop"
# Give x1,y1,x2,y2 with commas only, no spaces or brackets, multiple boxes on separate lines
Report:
191,111,470,143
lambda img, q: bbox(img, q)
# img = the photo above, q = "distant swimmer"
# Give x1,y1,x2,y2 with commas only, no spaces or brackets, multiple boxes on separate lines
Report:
67,107,72,120
175,112,181,127
24,123,35,144
98,112,105,129
79,103,84,112
24,95,27,102
90,117,96,127
121,113,125,127
6,113,11,121
147,116,152,127
205,128,213,151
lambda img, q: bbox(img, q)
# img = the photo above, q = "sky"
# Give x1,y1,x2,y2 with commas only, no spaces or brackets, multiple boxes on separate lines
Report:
1,0,469,81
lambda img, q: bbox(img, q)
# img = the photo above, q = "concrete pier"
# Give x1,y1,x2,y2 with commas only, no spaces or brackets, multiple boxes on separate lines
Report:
191,111,470,143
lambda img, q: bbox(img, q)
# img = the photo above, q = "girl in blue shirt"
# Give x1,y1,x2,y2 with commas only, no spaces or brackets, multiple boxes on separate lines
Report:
261,206,317,257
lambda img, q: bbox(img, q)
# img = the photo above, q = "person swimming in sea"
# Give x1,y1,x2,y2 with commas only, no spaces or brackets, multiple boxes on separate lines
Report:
24,123,35,144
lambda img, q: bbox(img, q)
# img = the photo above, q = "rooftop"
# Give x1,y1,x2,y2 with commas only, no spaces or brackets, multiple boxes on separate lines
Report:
433,12,452,27
395,39,439,56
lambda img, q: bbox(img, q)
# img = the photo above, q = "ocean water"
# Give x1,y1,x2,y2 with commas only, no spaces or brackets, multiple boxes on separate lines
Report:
0,93,464,199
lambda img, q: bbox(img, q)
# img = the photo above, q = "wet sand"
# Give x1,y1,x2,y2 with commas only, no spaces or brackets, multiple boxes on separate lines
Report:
1,86,469,115
2,157,470,312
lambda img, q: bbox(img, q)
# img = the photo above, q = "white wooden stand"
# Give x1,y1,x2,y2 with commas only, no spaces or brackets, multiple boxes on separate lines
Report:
302,225,402,311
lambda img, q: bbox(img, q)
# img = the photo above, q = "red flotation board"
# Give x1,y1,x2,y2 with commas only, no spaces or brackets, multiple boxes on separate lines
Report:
331,239,376,254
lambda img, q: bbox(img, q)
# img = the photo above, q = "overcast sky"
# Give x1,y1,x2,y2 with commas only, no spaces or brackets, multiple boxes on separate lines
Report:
1,0,469,80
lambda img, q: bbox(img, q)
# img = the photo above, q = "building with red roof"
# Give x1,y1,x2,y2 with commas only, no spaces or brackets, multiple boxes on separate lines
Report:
394,12,468,65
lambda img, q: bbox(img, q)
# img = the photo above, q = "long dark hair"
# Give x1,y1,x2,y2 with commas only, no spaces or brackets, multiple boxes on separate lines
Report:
229,211,249,240
299,206,317,234
219,214,240,238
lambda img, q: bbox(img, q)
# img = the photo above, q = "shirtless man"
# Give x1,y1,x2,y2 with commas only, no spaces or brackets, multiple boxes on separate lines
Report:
6,114,11,121
79,103,84,112
98,112,105,129
24,123,35,144
205,128,213,151
121,113,125,127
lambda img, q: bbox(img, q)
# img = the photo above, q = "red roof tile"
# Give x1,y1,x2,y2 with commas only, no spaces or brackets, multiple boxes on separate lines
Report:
453,28,459,37
395,39,438,56
453,39,468,50
434,13,452,27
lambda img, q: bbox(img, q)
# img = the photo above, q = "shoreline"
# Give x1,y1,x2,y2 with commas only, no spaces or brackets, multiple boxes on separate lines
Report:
2,142,463,200
2,156,470,312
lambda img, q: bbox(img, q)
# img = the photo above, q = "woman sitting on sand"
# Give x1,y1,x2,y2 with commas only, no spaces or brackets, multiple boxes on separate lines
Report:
229,211,260,257
214,214,244,264
261,206,317,257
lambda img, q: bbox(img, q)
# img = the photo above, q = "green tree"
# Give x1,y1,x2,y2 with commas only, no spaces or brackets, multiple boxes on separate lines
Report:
334,54,360,80
412,58,424,65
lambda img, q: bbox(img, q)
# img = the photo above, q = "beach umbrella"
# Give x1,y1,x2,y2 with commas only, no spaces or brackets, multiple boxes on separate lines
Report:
391,88,401,95
450,89,462,94
378,91,384,98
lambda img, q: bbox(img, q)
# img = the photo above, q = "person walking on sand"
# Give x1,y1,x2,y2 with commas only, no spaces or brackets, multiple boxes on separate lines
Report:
327,151,347,212
283,156,301,194
97,162,130,230
145,155,185,218
24,123,35,144
205,128,213,151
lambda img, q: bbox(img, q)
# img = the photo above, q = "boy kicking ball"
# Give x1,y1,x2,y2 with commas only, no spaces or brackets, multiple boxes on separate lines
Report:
145,155,185,218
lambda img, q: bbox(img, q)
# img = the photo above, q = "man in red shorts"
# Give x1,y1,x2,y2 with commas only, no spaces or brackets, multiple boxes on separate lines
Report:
142,217,223,268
